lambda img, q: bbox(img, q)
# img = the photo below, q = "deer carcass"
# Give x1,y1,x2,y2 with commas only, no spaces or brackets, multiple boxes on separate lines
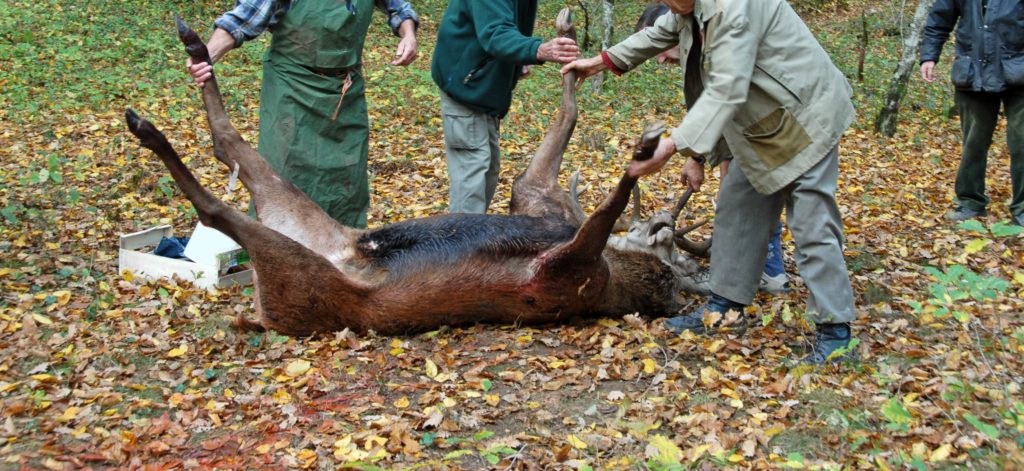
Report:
124,11,703,337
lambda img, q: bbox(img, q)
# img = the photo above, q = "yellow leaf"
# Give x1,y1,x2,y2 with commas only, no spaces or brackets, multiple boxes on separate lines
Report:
647,435,684,463
285,359,311,377
53,290,71,306
0,268,10,277
394,396,410,408
57,406,78,422
485,394,500,407
728,453,744,463
31,374,56,383
425,359,439,379
167,345,188,358
169,393,186,407
964,238,990,254
1013,271,1024,286
567,434,587,449
273,389,292,404
32,314,54,325
642,358,657,374
929,444,953,462
256,443,272,454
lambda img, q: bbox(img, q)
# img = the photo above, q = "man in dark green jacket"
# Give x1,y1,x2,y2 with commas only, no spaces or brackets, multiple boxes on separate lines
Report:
431,1,579,214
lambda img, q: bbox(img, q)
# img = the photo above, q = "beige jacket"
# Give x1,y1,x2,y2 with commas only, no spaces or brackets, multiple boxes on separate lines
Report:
605,0,854,194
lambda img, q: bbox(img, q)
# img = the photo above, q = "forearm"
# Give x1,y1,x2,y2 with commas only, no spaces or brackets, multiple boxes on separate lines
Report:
207,27,237,64
398,18,415,39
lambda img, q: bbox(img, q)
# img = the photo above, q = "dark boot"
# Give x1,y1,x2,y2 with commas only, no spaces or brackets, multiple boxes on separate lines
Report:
665,293,747,335
798,323,856,365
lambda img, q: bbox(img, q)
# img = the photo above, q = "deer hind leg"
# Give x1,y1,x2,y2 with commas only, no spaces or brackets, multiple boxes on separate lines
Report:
175,18,360,254
510,9,587,225
126,109,370,335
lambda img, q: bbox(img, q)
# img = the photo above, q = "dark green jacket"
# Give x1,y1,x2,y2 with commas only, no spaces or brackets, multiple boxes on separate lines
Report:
431,0,542,118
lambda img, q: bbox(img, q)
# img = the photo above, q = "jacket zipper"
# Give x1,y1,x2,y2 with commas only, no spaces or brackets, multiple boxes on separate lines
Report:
463,57,495,84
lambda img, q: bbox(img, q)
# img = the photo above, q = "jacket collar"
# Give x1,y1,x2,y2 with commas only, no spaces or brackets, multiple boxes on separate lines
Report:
694,0,719,25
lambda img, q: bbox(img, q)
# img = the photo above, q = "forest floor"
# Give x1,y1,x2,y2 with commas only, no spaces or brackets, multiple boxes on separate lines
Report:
1,0,1022,469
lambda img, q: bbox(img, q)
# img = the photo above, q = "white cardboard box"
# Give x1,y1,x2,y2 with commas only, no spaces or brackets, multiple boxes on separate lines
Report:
118,225,252,289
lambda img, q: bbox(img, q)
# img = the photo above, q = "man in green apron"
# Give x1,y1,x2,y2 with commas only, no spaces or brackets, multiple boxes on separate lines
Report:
187,0,419,228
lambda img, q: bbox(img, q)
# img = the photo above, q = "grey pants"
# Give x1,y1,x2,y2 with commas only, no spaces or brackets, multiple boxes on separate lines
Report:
440,92,502,214
710,146,856,324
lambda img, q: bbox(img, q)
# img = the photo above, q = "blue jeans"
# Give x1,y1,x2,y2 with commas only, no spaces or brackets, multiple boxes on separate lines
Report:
763,221,785,277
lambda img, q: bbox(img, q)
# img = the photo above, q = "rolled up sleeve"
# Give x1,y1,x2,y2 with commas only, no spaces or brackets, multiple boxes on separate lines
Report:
214,0,281,48
378,0,420,36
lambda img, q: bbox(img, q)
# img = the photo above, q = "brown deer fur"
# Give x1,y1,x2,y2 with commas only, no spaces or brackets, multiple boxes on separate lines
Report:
124,10,700,337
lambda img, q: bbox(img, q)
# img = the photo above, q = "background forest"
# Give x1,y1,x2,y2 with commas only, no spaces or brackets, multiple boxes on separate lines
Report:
1,0,1022,468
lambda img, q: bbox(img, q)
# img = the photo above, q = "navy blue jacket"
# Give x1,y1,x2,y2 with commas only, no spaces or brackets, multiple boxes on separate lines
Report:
920,0,1024,92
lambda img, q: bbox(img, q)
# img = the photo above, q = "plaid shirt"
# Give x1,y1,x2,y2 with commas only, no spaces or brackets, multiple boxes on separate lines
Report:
215,0,419,47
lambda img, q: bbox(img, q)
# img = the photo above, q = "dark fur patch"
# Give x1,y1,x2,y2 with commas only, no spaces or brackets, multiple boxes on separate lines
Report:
357,214,577,273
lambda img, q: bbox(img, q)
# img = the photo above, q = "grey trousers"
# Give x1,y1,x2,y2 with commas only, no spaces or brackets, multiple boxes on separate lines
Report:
440,92,502,214
710,146,856,324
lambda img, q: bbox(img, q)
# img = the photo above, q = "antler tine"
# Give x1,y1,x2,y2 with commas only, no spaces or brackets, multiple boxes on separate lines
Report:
675,235,712,258
670,188,694,221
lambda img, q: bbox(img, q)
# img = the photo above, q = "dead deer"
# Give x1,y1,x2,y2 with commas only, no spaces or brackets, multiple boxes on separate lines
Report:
124,10,705,337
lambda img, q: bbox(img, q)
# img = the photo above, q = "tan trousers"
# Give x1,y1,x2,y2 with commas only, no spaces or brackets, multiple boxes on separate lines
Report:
440,92,502,214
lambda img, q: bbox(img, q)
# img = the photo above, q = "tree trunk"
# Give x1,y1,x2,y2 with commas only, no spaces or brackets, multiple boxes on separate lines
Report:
874,0,937,137
857,10,868,82
591,0,614,93
576,0,591,51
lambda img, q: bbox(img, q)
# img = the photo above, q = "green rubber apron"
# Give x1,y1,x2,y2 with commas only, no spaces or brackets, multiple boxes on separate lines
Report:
258,0,373,227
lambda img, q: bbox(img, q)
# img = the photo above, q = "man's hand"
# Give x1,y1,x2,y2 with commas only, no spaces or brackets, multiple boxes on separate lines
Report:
681,157,705,191
392,20,418,66
537,37,579,64
520,65,532,79
187,58,214,88
920,61,936,82
628,137,676,178
184,28,234,88
560,56,608,89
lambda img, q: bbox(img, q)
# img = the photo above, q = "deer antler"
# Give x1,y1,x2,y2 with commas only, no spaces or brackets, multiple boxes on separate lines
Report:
672,187,712,257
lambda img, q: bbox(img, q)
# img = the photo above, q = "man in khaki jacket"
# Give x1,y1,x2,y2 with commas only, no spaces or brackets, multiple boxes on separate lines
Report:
562,0,857,365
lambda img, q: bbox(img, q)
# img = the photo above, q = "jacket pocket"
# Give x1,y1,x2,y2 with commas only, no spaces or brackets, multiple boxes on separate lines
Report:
742,107,812,170
950,55,976,88
1003,54,1024,86
442,107,488,150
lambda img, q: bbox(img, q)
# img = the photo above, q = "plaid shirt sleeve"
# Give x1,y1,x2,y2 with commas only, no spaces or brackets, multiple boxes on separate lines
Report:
214,0,291,47
375,0,419,36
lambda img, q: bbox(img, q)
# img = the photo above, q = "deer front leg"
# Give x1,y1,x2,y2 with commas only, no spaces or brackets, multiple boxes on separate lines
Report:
537,122,665,273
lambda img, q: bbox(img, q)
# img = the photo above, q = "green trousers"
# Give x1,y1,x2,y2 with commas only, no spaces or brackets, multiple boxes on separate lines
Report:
954,87,1024,217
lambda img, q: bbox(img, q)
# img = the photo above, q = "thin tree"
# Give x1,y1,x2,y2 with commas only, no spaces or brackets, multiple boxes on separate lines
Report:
591,0,614,93
874,0,937,137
